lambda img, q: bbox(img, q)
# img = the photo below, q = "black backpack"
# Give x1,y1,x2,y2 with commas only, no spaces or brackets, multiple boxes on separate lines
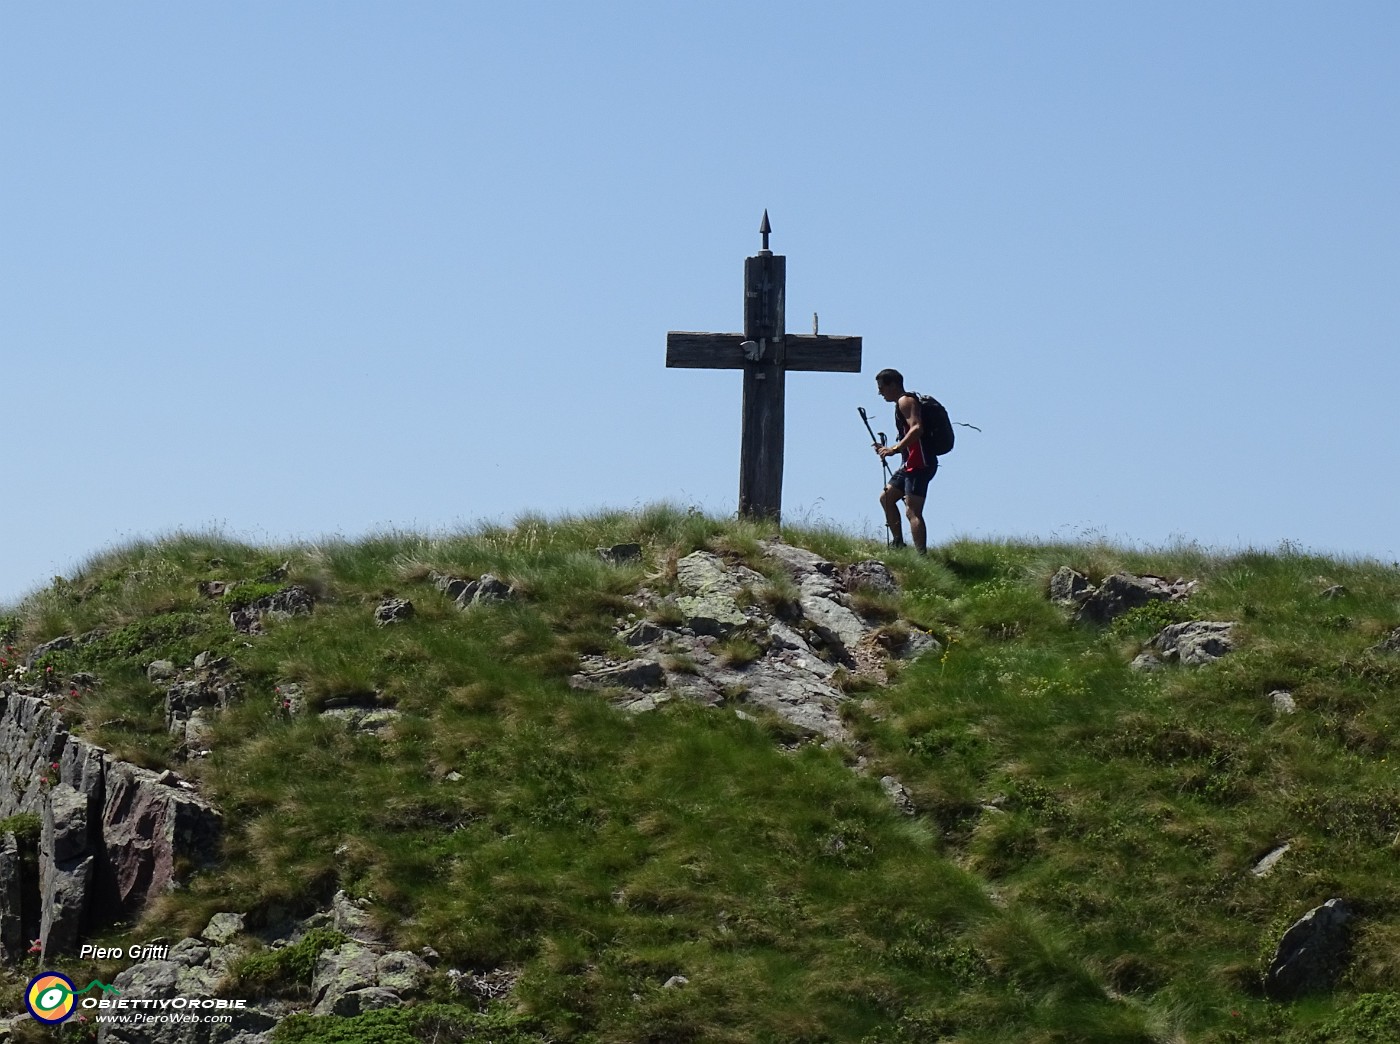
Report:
899,392,955,458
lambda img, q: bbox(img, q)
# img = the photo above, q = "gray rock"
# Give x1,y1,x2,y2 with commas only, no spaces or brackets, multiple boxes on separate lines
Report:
1269,690,1298,715
377,950,431,994
1372,627,1400,655
843,560,899,595
146,660,177,684
1077,573,1196,625
597,543,643,564
618,620,665,647
1048,567,1094,607
676,593,748,637
1321,585,1349,600
106,953,277,1042
569,658,665,692
1264,898,1353,999
166,675,239,745
327,987,404,1016
40,783,92,959
374,599,415,627
798,573,868,658
663,975,689,989
430,572,470,601
677,551,766,598
229,585,315,634
24,635,76,668
1130,652,1164,672
331,890,385,945
201,911,245,945
0,832,31,961
312,941,381,1014
760,541,836,578
880,776,916,815
1251,843,1290,878
894,629,940,661
1149,621,1236,665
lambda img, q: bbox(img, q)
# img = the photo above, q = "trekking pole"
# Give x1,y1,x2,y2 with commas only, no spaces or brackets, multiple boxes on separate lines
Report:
857,407,895,485
858,407,897,547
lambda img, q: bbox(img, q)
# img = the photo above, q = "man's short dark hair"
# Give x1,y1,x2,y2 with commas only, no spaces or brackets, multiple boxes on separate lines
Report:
875,368,904,389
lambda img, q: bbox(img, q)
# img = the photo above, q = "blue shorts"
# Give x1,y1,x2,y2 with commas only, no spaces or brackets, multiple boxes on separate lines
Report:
887,463,937,500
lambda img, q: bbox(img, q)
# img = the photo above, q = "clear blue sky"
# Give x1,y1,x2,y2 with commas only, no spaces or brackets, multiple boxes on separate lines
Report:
4,2,1398,604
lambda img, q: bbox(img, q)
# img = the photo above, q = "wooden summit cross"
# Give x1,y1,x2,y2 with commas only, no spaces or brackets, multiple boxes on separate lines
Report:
666,212,862,521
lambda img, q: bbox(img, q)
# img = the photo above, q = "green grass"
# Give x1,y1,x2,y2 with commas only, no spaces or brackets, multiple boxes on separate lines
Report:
3,508,1400,1041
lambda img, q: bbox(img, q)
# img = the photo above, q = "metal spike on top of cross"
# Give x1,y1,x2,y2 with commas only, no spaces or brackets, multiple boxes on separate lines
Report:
666,212,863,521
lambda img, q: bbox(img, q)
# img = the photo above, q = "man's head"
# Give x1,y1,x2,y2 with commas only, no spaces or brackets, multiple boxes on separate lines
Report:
875,368,905,402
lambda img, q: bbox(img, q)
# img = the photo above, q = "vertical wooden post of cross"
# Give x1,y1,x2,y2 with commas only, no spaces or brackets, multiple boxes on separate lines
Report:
740,229,786,519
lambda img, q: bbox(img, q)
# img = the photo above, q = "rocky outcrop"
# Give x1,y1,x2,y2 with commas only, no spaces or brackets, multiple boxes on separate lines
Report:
0,693,222,960
1072,572,1199,625
429,571,518,609
229,585,316,635
1264,898,1353,999
571,542,938,746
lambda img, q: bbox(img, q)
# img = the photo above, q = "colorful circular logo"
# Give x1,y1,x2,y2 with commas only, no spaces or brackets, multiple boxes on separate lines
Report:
26,972,76,1024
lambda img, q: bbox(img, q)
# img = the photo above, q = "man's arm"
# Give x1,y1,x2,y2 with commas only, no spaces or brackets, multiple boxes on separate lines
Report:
878,395,923,459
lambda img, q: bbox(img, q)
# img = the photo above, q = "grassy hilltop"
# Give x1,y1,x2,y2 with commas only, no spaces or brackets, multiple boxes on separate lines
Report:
3,506,1400,1043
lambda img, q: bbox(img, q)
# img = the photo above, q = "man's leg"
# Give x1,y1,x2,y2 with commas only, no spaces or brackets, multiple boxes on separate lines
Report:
879,484,906,546
905,494,927,554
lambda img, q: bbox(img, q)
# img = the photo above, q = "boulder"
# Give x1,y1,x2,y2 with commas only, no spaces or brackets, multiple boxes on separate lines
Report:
312,940,382,1015
374,599,415,627
201,911,245,945
569,658,665,692
880,776,916,815
1076,573,1196,625
100,762,222,916
430,572,471,601
1048,567,1094,607
377,950,431,994
843,561,899,596
1264,898,1353,999
618,620,666,647
597,543,642,565
332,889,386,946
229,585,315,634
1149,621,1236,665
1269,690,1298,715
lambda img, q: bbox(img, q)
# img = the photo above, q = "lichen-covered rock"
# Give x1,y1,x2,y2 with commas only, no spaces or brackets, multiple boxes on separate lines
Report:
377,949,431,994
1149,621,1236,665
312,941,381,1015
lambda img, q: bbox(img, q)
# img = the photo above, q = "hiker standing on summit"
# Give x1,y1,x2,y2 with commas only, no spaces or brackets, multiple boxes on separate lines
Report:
873,368,939,554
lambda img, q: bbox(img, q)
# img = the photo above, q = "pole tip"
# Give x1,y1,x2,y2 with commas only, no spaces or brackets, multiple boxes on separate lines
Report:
759,209,771,251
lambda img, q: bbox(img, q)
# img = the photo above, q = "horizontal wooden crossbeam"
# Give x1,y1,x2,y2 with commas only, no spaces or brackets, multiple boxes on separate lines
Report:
666,332,862,372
